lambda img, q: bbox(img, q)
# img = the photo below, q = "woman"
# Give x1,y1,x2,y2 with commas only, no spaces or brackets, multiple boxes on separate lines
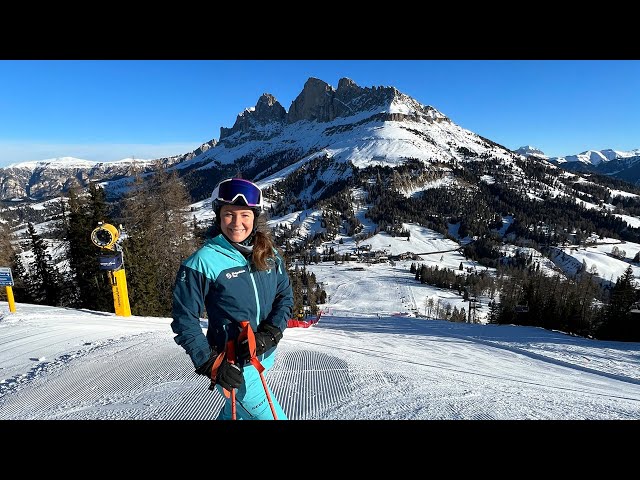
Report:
171,178,293,420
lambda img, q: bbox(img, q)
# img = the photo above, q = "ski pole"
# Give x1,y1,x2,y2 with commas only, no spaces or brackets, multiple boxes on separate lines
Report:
258,367,277,420
238,321,278,420
226,340,237,420
207,344,237,419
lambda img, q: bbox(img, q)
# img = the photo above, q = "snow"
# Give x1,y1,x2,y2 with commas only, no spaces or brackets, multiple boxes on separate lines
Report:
610,188,640,199
1,267,639,420
4,162,640,420
550,148,640,165
479,174,495,184
5,156,158,170
5,157,98,169
616,213,640,229
173,97,514,175
550,239,640,282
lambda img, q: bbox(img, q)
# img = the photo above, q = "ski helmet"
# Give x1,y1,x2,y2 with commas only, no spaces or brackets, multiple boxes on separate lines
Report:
211,178,263,222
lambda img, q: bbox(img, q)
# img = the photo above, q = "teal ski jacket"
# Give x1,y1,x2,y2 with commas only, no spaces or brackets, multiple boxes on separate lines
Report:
171,233,293,370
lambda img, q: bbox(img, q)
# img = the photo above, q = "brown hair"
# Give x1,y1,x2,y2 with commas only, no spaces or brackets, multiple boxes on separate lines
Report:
251,213,278,271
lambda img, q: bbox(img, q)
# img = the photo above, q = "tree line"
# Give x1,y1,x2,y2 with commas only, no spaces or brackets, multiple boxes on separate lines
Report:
2,155,639,342
1,165,322,319
410,258,640,342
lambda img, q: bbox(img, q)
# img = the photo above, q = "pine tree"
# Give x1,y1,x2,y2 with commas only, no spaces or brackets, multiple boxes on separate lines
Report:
64,186,114,312
25,223,62,306
120,164,197,316
9,250,33,304
487,300,500,324
598,265,638,341
0,222,16,301
0,222,14,267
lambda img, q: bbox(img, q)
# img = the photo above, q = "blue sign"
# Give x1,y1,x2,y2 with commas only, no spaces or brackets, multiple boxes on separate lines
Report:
99,252,124,271
0,267,14,286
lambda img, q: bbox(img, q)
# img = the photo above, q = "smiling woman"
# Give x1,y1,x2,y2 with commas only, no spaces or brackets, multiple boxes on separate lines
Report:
170,177,294,420
218,204,256,244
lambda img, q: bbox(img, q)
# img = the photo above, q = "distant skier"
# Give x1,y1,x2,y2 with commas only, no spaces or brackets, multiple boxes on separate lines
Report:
171,178,293,420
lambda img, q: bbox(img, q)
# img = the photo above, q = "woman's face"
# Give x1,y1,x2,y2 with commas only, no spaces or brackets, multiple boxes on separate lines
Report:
219,204,255,243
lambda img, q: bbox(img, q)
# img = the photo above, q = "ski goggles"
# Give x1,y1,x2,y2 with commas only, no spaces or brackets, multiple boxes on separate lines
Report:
213,178,263,208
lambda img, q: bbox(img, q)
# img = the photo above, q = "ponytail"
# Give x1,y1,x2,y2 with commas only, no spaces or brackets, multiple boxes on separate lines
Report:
251,214,277,271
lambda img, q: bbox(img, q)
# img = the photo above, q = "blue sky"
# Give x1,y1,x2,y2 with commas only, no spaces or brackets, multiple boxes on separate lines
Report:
0,60,638,167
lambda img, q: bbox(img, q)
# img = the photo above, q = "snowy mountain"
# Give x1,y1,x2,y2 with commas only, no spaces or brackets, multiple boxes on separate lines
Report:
3,78,640,254
514,146,548,159
4,79,640,265
516,146,640,185
3,77,640,203
5,76,640,329
516,147,640,166
0,141,216,200
174,76,514,177
0,77,518,202
4,76,640,205
550,148,640,166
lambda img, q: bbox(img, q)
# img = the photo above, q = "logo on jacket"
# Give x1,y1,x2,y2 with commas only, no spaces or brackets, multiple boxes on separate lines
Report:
226,269,246,279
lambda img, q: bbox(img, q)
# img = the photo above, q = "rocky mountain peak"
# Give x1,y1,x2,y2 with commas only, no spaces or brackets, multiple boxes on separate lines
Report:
287,78,336,124
219,77,446,141
219,93,287,141
255,93,283,113
336,77,358,92
286,77,406,124
515,146,547,158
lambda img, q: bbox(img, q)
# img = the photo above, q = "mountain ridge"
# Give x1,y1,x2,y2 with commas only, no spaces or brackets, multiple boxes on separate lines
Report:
517,146,640,185
0,76,496,201
3,77,639,200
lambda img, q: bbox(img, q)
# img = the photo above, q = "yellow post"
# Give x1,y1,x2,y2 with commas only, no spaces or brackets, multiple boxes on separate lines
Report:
107,271,121,316
112,268,131,317
91,223,131,317
6,286,16,312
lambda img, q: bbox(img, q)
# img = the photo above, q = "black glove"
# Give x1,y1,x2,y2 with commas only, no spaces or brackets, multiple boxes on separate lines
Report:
195,352,217,378
213,360,244,391
195,351,244,391
236,322,283,363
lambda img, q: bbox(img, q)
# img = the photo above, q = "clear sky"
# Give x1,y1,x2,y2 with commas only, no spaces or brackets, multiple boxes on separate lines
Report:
0,59,638,167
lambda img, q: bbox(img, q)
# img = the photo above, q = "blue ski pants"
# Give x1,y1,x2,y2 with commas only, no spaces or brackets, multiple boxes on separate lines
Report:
215,351,287,420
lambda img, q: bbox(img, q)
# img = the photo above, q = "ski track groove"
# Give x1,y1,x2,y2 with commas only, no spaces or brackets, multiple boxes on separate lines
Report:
2,315,640,419
0,328,86,357
440,329,640,386
0,328,48,347
272,349,353,420
289,329,640,405
1,339,129,418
